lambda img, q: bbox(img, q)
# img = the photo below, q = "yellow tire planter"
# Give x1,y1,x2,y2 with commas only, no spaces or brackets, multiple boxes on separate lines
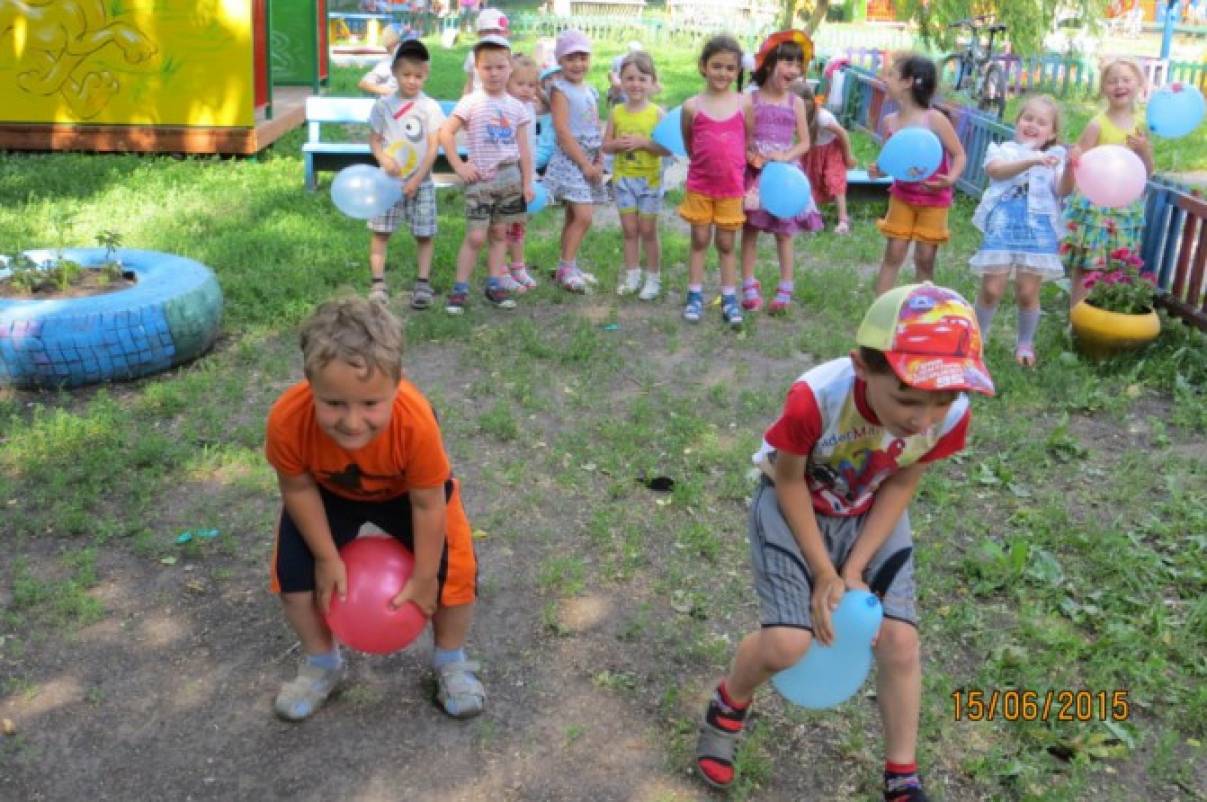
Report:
1070,301,1161,360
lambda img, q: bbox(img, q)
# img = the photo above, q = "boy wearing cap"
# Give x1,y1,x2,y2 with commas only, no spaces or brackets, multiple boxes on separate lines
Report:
695,283,995,802
462,8,510,96
367,39,445,310
440,34,534,314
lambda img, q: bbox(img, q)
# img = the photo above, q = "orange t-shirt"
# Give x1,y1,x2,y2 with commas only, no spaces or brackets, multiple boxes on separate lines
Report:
264,378,451,501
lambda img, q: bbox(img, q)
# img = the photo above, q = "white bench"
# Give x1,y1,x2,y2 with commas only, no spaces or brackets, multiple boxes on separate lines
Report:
302,96,465,190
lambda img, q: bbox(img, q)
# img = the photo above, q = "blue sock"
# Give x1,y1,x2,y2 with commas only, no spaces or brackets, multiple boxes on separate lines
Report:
453,281,469,295
433,647,467,670
485,276,502,290
306,647,341,671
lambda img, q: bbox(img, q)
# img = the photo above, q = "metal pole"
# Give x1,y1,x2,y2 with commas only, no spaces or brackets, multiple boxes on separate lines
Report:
1160,0,1176,59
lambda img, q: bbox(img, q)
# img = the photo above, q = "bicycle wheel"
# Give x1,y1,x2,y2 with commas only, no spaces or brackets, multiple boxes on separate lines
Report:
977,63,1008,119
940,54,968,92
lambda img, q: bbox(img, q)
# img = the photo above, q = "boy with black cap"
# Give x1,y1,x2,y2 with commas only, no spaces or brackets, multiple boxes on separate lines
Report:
694,283,995,801
367,39,445,310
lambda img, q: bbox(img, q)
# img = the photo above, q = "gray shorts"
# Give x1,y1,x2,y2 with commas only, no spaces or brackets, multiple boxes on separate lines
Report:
748,478,917,630
613,175,662,216
367,181,437,237
464,161,526,230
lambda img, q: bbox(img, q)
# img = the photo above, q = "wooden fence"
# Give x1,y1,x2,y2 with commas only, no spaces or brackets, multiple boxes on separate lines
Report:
840,66,1207,328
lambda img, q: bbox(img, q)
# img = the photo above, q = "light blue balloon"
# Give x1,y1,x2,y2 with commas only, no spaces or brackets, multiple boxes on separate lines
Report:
877,127,943,183
772,589,884,709
1147,83,1206,139
528,181,549,215
331,164,402,220
652,106,686,157
759,161,812,219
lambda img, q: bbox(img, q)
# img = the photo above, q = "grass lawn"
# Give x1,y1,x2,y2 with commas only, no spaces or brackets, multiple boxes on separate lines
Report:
1,31,1206,802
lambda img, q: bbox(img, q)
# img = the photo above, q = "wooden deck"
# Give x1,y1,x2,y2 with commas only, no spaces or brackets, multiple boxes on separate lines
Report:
0,86,313,156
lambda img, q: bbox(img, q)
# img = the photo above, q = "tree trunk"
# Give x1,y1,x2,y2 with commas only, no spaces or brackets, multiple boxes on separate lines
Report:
805,0,830,33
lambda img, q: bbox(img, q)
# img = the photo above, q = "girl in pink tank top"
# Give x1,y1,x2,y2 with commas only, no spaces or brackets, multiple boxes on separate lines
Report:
678,35,751,329
869,55,967,297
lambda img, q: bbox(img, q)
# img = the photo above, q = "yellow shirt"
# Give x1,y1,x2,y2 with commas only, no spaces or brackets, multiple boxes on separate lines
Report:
1092,111,1144,146
611,103,662,185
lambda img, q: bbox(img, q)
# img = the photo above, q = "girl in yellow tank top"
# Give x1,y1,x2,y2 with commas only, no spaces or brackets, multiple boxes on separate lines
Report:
603,51,671,299
1057,58,1154,307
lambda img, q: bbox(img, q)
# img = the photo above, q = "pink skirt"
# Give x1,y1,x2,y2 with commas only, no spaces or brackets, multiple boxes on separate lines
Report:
803,141,848,205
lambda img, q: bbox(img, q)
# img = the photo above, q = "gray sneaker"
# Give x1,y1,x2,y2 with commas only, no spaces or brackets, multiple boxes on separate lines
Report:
435,659,486,719
638,272,661,301
274,659,346,721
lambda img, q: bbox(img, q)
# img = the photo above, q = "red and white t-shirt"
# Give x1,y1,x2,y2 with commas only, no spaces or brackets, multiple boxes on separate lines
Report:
451,90,532,180
753,358,970,517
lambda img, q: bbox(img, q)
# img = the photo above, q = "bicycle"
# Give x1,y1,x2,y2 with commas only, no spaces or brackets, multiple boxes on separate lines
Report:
940,15,1009,119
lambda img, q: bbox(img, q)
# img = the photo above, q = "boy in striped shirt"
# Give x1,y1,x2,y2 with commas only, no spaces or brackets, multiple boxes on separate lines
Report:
440,35,535,315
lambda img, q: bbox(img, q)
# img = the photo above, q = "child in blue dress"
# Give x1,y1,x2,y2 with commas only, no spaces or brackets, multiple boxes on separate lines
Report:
970,96,1068,368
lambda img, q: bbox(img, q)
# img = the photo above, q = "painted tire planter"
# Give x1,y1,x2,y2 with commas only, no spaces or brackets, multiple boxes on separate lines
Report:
1069,300,1161,360
0,248,223,389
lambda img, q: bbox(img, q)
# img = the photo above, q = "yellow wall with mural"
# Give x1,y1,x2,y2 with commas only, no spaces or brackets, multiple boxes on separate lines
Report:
0,0,254,127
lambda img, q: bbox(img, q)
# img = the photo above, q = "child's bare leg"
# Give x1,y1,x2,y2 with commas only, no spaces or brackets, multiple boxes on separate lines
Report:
913,242,938,284
688,224,711,287
486,224,508,278
370,232,390,281
874,619,921,765
640,215,660,274
508,235,524,268
874,238,911,296
455,228,488,284
740,226,759,285
715,228,737,290
432,602,474,650
724,627,812,702
775,234,794,284
560,202,595,263
281,591,335,654
1069,266,1088,308
415,235,434,282
620,211,640,269
836,193,850,225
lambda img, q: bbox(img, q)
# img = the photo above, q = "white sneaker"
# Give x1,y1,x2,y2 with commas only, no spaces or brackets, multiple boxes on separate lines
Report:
274,659,346,721
617,268,642,296
638,273,661,301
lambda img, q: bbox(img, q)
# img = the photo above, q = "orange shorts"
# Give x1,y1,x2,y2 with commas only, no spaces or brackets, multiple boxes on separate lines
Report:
678,190,745,231
876,195,950,245
270,478,477,607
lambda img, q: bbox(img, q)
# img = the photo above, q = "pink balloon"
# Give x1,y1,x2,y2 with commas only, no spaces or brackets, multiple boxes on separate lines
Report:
1074,145,1147,208
325,536,428,655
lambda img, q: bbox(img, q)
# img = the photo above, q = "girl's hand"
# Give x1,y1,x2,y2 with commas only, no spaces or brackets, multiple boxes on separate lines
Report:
844,153,858,169
523,180,535,203
867,162,883,179
1126,132,1152,159
1066,145,1083,168
454,162,480,183
922,173,954,191
582,162,603,181
748,152,766,170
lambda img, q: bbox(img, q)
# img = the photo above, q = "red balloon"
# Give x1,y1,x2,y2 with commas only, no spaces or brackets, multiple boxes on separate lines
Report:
325,536,428,655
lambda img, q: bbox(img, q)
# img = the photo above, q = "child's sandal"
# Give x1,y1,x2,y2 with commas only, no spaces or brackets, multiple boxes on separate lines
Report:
834,218,851,235
695,722,741,789
741,280,763,312
768,289,792,315
1014,344,1037,368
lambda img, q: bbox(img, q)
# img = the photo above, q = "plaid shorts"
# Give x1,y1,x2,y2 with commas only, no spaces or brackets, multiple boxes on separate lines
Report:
465,161,526,230
367,181,438,237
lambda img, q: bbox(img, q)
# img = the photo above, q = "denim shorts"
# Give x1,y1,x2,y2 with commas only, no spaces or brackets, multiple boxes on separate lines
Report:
613,176,662,217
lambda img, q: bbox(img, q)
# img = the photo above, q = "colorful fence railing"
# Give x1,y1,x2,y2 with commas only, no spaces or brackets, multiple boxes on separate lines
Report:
841,66,1207,328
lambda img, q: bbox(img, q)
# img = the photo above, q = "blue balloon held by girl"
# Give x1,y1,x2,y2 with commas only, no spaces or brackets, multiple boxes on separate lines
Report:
652,106,687,157
330,164,402,220
877,127,943,183
759,161,813,219
1146,82,1206,140
771,589,883,709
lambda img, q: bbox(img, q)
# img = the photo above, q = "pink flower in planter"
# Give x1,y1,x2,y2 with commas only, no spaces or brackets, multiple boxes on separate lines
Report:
1104,270,1127,285
1083,273,1100,289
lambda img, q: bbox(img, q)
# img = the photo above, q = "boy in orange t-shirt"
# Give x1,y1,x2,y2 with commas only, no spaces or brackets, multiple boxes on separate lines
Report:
264,297,482,721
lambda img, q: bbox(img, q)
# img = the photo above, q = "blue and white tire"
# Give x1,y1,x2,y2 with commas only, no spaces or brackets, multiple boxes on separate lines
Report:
0,248,223,389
